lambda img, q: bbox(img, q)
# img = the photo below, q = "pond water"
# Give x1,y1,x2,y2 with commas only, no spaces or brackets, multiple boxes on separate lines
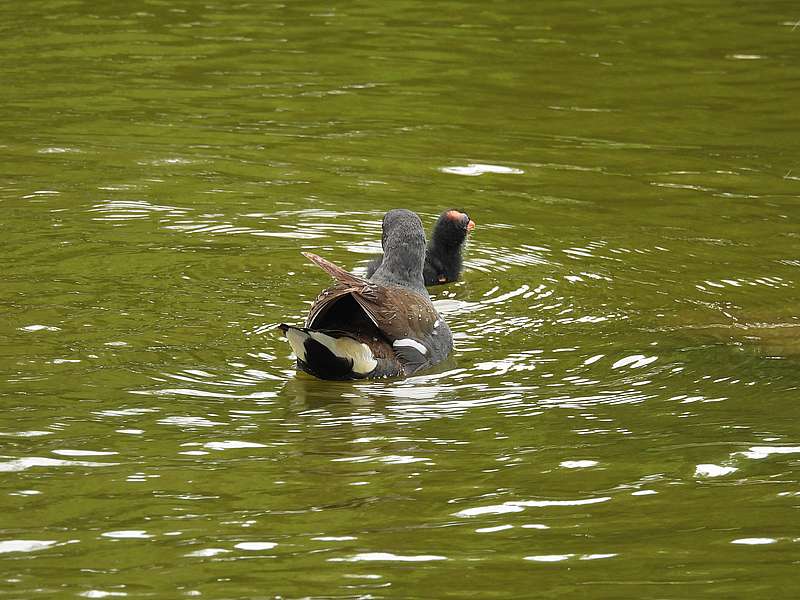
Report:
2,1,799,598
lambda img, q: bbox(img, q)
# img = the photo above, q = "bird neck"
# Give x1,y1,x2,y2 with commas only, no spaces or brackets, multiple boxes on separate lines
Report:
372,243,426,293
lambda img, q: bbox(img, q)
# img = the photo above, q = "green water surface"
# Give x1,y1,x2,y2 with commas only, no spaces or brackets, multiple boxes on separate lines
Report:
2,1,800,598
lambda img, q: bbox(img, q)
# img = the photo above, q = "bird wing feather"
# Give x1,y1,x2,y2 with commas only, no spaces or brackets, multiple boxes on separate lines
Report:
303,252,369,288
302,252,446,375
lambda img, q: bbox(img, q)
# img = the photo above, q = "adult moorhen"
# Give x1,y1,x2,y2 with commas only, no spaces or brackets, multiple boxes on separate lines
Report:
279,209,453,380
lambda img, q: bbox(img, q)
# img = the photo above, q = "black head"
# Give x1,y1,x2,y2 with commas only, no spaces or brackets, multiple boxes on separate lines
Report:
371,209,427,291
430,209,475,250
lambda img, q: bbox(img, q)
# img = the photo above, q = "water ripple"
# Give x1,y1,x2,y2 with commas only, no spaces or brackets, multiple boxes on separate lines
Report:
0,457,119,472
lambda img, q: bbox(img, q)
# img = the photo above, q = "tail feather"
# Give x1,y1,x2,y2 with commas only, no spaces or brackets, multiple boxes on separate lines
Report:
302,252,368,288
278,324,377,379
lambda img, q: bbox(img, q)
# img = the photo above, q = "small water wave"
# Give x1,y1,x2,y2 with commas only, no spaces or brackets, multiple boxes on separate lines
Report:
0,457,119,472
88,199,189,221
525,553,618,563
90,200,386,245
696,275,791,292
19,324,62,332
453,495,611,518
329,552,446,562
693,444,800,482
133,363,286,401
439,163,524,176
466,244,552,273
101,530,153,539
0,540,59,554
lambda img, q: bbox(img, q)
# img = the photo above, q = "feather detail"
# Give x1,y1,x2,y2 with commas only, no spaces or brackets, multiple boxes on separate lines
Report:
303,252,371,289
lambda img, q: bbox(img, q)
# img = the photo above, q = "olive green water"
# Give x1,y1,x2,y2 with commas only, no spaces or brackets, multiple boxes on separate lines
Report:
2,1,800,598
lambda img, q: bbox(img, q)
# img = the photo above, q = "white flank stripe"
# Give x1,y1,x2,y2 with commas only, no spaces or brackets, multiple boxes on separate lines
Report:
393,338,428,355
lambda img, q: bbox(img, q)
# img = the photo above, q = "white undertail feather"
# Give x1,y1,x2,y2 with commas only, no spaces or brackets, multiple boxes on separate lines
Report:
283,327,377,375
285,328,309,362
309,331,377,375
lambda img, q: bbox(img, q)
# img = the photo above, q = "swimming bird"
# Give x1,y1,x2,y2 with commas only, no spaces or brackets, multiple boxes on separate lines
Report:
278,209,453,380
366,209,475,285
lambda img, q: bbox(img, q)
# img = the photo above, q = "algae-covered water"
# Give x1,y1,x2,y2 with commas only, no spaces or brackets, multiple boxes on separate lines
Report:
2,1,799,598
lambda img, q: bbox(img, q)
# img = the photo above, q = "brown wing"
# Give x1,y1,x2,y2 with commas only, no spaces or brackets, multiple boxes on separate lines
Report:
305,283,351,328
353,286,447,374
303,252,380,329
351,287,439,343
302,252,437,338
